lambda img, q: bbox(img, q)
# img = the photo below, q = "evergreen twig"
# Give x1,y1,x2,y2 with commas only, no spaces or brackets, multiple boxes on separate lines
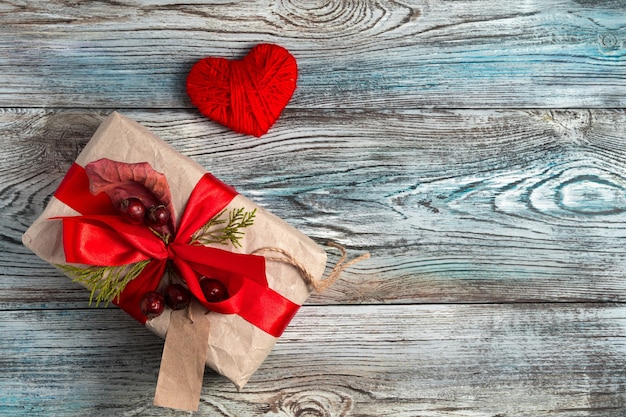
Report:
190,207,256,248
57,260,150,306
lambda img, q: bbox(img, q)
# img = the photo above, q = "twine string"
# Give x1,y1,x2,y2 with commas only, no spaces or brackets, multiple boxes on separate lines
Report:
252,242,370,292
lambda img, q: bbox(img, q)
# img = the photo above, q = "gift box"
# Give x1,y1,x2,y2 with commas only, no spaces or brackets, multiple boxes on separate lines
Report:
22,112,330,405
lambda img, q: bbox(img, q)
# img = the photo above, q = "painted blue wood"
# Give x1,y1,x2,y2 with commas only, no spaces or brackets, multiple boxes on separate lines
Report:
1,0,625,415
0,1,624,108
2,108,626,310
2,304,625,416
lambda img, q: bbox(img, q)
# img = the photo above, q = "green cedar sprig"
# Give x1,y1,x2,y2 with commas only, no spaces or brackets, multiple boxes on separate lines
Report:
57,260,151,307
190,207,256,248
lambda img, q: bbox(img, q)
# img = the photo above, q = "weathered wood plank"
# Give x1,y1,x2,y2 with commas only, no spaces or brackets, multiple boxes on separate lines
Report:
0,1,624,108
2,108,626,309
1,304,624,416
2,1,623,416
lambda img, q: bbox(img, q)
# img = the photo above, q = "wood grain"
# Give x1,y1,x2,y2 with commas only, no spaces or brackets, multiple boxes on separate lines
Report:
2,108,626,310
2,1,625,415
1,304,624,416
0,1,624,108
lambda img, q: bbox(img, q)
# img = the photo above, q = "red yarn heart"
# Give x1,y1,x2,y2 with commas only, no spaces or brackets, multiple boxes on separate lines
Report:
186,44,298,137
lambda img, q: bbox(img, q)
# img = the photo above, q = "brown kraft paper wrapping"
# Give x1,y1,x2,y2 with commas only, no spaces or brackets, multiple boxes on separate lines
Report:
22,111,328,390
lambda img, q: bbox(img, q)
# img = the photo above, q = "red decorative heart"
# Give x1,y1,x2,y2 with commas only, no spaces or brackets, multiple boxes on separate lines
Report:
186,44,298,137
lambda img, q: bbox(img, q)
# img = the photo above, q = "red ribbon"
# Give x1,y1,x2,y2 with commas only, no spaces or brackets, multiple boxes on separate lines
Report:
53,163,299,337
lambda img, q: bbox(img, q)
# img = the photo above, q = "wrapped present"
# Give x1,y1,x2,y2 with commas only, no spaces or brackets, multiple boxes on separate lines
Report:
22,112,336,409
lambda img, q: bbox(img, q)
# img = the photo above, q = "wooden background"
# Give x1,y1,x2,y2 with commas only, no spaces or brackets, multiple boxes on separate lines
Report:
1,1,625,416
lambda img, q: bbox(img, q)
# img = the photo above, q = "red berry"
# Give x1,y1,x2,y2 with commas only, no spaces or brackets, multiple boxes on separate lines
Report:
199,277,228,302
164,284,190,310
140,291,165,319
119,197,146,225
147,204,170,227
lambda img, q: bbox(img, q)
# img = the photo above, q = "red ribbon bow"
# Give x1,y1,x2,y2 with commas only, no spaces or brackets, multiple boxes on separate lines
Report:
53,163,299,337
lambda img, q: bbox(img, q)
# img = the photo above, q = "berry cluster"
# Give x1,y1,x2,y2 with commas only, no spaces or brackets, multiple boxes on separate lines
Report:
140,284,190,319
118,197,170,227
139,278,229,319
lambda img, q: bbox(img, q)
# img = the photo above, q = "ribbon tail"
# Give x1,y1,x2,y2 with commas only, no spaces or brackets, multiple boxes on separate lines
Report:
171,243,300,337
237,278,300,337
169,243,265,311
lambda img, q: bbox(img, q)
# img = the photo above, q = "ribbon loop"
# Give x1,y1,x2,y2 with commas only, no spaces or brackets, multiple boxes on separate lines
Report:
61,215,167,266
